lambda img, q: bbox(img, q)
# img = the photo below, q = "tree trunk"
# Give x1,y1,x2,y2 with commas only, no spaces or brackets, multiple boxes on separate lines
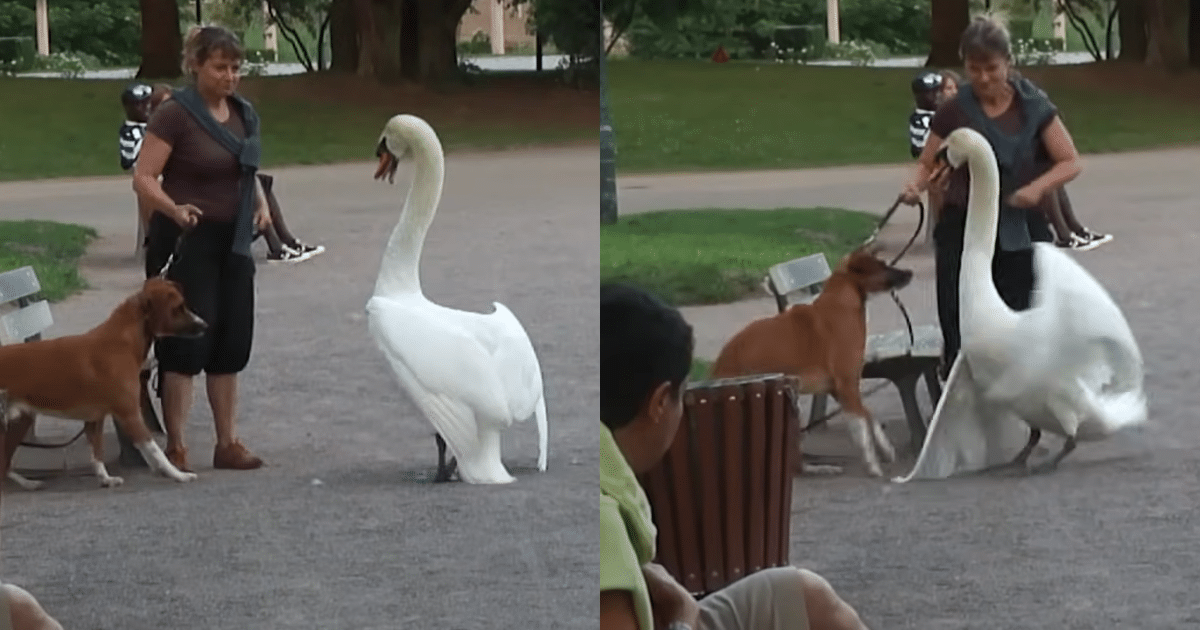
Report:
336,0,473,84
329,0,358,72
136,0,183,79
926,0,969,67
1145,0,1189,70
1116,0,1148,61
1190,0,1200,66
413,0,466,83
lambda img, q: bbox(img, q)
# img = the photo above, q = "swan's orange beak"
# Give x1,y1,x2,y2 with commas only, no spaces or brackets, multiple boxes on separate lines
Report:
374,151,395,184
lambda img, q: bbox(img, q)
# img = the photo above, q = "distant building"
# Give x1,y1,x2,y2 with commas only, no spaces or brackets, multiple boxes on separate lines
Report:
457,0,535,54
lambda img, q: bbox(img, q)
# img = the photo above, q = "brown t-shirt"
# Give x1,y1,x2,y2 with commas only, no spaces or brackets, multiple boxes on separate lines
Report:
146,99,247,223
929,87,1058,214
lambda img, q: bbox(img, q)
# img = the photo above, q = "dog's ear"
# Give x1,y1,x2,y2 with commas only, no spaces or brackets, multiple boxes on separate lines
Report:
141,286,172,337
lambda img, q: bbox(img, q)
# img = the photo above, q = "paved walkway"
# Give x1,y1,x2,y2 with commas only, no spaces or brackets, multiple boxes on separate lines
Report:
616,147,1200,628
0,145,597,629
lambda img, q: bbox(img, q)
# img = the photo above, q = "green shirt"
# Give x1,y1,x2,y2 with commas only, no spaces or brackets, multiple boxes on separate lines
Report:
599,426,656,630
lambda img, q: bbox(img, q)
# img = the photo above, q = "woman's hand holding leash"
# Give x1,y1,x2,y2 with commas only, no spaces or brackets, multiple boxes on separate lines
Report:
172,203,203,229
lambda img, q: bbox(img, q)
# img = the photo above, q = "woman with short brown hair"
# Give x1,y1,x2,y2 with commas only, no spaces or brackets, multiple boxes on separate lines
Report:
899,14,1084,379
133,24,268,472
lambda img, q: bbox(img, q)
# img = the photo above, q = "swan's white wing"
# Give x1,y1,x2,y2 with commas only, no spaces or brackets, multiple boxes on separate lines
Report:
1033,244,1141,358
366,296,516,443
434,302,545,423
892,356,1032,482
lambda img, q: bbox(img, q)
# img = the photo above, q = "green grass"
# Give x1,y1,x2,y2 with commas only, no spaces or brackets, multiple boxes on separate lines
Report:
608,59,1200,173
601,207,877,306
0,221,98,302
0,73,594,181
690,358,712,381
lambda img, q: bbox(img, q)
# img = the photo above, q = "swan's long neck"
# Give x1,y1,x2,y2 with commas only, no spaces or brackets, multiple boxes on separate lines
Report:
960,141,1014,322
373,131,445,298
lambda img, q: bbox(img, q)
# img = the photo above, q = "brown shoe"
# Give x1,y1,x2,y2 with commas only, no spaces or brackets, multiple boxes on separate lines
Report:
213,440,264,470
165,446,193,473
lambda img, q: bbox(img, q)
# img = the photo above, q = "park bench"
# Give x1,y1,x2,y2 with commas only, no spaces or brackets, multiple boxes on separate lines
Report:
763,253,942,454
0,266,162,477
639,373,800,597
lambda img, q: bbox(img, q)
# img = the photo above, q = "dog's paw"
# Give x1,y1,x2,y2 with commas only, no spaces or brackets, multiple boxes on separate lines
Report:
877,439,897,463
801,463,844,476
865,463,885,478
173,471,198,483
99,476,124,488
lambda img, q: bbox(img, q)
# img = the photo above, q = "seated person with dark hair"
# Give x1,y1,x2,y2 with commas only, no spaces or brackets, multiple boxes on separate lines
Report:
599,282,870,630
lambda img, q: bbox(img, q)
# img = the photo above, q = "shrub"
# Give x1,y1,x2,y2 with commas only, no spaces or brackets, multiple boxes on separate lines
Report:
0,0,140,66
0,35,35,74
625,0,929,60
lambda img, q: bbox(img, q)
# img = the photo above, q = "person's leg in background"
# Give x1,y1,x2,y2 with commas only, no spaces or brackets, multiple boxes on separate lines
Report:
698,567,868,630
1055,187,1112,250
257,173,324,260
1041,187,1077,246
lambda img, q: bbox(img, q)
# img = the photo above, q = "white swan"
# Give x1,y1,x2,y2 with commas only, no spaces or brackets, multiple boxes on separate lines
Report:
365,114,548,484
894,127,1147,482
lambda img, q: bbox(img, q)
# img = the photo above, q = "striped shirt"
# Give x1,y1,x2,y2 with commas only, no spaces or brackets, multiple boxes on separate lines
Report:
908,108,936,158
119,120,147,170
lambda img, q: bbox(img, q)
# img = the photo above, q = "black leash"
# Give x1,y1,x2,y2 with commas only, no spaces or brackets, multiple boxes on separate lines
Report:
156,228,189,279
798,196,928,434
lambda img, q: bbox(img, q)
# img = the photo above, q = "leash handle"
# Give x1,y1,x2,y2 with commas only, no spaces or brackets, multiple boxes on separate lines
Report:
155,228,190,279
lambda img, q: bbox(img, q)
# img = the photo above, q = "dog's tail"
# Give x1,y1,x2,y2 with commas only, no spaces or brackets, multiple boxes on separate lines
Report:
534,394,548,472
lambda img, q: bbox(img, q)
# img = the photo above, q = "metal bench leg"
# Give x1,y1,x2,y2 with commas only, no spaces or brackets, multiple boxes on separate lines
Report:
893,374,927,456
808,394,828,432
923,365,942,405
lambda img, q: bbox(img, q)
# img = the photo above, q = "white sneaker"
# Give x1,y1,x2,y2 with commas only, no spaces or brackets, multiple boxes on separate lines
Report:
291,242,325,259
267,246,312,264
1073,232,1112,252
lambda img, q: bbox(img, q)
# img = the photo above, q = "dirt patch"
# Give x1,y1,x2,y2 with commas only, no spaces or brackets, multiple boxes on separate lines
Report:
237,71,599,132
1024,61,1200,104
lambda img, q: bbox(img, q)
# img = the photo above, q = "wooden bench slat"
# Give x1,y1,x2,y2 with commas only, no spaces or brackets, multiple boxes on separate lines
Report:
766,254,830,307
864,324,943,362
0,300,53,344
0,266,41,304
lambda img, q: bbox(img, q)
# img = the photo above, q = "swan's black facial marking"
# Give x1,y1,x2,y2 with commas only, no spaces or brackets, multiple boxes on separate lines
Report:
374,137,400,184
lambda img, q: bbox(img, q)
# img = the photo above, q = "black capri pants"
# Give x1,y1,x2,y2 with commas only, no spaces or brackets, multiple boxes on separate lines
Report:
933,206,1052,369
144,213,256,375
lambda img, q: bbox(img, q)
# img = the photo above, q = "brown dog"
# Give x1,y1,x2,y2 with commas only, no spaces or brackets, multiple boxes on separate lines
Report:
710,246,914,477
1,278,206,490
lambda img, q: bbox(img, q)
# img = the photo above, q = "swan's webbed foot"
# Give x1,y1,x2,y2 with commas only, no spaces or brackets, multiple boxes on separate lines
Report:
1011,428,1042,467
433,433,458,483
1028,437,1077,475
985,428,1042,474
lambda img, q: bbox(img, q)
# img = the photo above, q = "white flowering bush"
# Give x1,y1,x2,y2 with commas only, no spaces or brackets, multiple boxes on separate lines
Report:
823,39,888,66
1012,38,1058,66
31,51,100,79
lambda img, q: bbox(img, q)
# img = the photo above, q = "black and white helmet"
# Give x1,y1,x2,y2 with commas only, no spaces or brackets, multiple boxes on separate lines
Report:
911,70,943,96
120,83,152,107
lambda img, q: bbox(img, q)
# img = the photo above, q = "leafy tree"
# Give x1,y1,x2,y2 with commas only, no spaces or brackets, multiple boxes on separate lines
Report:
0,0,142,65
224,0,331,71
